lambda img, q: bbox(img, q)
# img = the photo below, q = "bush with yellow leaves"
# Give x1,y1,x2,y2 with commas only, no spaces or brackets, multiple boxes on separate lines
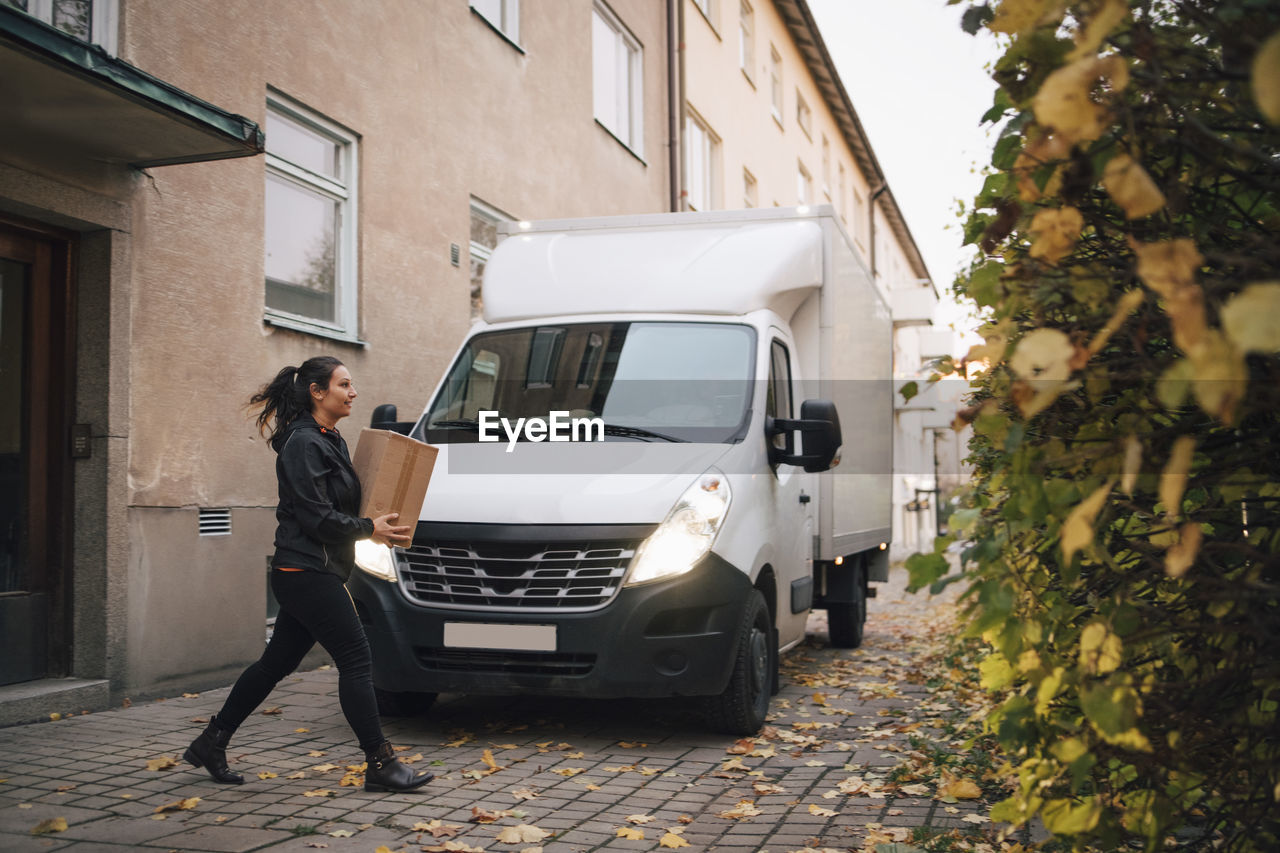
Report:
910,1,1280,850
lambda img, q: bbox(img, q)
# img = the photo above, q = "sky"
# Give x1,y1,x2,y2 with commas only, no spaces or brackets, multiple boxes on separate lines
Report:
805,0,1005,341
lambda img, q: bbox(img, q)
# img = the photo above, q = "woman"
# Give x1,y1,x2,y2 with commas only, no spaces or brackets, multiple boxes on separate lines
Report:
184,356,433,793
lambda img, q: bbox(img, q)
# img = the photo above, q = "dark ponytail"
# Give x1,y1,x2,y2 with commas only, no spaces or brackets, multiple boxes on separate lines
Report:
248,355,344,446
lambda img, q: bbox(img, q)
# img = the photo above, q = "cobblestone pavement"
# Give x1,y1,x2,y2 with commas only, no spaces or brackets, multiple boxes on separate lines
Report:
0,568,984,853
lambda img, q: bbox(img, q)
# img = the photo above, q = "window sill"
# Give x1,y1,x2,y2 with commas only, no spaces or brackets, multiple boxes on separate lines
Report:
772,111,784,131
741,67,756,90
264,311,368,347
470,7,525,54
594,119,647,165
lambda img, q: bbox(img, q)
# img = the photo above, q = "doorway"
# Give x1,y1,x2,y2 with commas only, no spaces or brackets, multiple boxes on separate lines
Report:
0,224,74,686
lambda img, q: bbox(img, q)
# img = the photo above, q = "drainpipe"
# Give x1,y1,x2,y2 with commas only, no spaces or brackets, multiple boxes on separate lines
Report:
667,0,685,212
868,182,888,280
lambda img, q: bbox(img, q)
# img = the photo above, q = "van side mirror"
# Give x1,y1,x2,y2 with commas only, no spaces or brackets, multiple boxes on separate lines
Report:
371,403,416,436
767,399,843,473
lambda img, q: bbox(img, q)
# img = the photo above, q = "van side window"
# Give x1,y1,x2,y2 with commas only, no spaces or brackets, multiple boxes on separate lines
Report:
768,339,793,451
526,327,565,388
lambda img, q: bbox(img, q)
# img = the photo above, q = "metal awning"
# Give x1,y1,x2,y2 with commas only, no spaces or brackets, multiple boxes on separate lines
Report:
0,5,263,169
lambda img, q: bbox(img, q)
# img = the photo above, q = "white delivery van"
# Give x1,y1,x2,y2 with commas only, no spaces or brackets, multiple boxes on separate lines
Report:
350,205,892,734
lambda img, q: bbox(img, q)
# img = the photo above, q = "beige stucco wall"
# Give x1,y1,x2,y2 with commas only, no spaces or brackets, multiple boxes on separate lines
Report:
681,0,875,262
107,1,671,692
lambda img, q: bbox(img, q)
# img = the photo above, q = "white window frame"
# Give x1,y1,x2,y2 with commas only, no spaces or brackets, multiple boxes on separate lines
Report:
796,91,812,139
821,135,831,199
17,0,118,53
797,160,812,205
769,46,783,125
743,167,757,209
738,0,754,83
263,90,361,343
684,106,720,212
692,0,717,30
470,0,520,46
593,1,644,156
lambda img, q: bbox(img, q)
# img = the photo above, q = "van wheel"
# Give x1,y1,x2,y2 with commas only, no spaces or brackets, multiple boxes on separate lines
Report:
827,564,866,648
705,590,774,736
375,688,437,717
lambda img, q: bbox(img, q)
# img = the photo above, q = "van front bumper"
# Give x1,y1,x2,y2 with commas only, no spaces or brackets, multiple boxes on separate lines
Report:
346,552,752,699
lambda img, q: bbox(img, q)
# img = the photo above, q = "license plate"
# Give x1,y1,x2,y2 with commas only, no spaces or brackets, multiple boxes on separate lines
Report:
443,622,556,652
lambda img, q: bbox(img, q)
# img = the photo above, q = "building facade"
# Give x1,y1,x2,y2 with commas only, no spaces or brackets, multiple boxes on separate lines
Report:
1,0,953,722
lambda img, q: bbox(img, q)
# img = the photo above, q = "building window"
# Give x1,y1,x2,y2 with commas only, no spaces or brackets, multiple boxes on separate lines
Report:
692,0,716,28
264,93,359,340
685,107,720,211
769,46,783,123
821,136,832,199
593,1,644,154
797,160,812,205
7,0,117,52
738,0,754,80
796,91,812,138
743,167,758,209
470,198,511,321
470,0,520,44
837,162,847,221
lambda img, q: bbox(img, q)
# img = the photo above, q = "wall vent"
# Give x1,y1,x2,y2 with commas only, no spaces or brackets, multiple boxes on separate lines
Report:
198,507,232,536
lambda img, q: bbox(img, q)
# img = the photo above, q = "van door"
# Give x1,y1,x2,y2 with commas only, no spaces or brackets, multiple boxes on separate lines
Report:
767,337,814,648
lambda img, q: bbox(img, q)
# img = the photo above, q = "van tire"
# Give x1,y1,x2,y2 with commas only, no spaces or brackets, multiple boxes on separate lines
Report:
705,590,774,736
827,563,866,648
375,688,437,717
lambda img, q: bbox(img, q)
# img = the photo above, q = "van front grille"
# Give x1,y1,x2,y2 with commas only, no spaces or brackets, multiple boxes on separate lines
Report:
396,538,640,612
414,647,595,676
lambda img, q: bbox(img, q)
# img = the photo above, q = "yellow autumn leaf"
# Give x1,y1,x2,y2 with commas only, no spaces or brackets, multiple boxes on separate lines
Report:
551,767,584,776
626,814,655,825
1067,0,1129,60
1079,622,1123,675
660,828,691,848
989,0,1066,35
1252,30,1280,124
30,817,68,835
145,756,178,771
482,749,499,770
257,771,278,780
1088,289,1145,357
495,824,551,844
1159,436,1195,518
616,827,645,840
937,771,982,800
1121,434,1143,496
1130,237,1203,300
717,799,762,819
1010,328,1075,383
1187,330,1247,423
1165,521,1203,579
303,788,336,797
1220,282,1280,353
1062,480,1115,563
1033,55,1129,144
154,797,200,814
1028,206,1085,265
808,803,838,817
1102,154,1166,219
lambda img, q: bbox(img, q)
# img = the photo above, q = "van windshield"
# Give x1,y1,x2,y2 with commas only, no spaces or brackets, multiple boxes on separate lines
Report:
416,322,756,445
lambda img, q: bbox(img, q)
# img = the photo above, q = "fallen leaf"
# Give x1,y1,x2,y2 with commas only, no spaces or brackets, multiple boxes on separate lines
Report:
619,741,646,748
626,814,655,824
936,771,982,800
286,771,306,779
726,738,755,755
305,843,328,849
963,813,991,824
182,692,200,699
511,787,538,801
753,781,786,795
257,771,278,780
154,797,200,814
616,827,645,840
496,824,551,844
471,806,509,823
30,817,68,835
660,828,691,848
482,749,500,771
717,799,762,819
294,727,310,733
328,828,354,837
311,763,340,772
307,750,327,757
261,706,283,715
720,758,751,772
145,756,178,771
303,789,336,798
551,767,584,777
55,784,77,793
808,803,838,817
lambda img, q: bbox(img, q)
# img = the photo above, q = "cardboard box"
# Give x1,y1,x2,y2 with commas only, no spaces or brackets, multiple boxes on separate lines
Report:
351,429,438,542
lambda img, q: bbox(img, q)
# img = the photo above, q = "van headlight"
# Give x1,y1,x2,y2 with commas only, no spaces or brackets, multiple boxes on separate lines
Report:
355,539,397,581
626,469,731,586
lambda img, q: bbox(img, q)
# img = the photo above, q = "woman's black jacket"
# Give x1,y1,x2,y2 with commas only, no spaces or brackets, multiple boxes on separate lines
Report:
270,415,374,581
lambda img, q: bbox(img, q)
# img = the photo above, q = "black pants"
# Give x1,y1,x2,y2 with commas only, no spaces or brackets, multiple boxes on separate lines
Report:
215,570,385,753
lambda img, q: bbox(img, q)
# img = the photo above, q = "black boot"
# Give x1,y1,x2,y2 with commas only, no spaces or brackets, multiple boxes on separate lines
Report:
184,717,245,785
363,741,433,793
